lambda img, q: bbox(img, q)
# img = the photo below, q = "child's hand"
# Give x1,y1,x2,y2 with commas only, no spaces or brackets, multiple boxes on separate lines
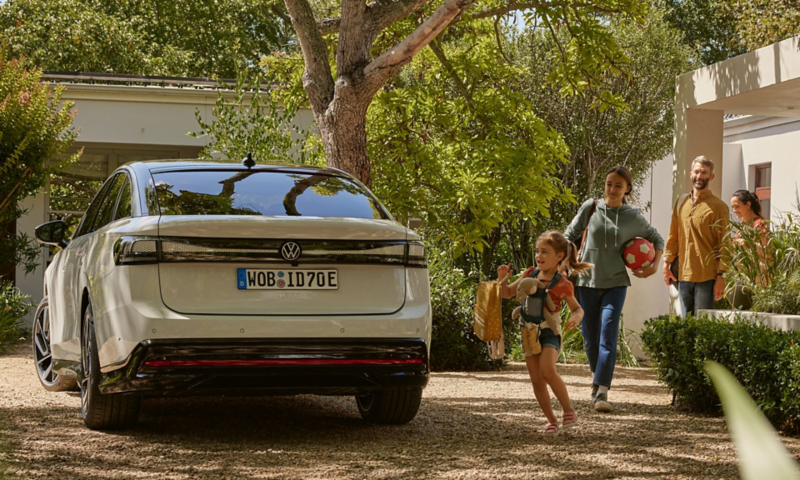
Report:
564,316,581,332
497,264,513,282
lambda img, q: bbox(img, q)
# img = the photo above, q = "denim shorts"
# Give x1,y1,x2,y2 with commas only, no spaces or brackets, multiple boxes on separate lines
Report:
539,328,561,351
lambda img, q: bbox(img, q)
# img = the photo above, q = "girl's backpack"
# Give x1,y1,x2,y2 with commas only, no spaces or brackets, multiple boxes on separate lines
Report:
518,269,562,327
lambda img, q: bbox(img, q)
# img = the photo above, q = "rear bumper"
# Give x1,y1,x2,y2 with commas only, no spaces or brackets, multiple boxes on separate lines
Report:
98,338,429,396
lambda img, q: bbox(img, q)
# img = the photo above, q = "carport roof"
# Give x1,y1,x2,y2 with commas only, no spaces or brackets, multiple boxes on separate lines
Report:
676,35,800,117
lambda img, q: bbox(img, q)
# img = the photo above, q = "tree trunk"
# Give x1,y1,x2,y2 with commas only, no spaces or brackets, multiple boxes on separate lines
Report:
316,94,372,188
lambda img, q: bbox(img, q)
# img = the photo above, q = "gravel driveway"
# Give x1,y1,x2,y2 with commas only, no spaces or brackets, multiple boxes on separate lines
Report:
1,342,799,479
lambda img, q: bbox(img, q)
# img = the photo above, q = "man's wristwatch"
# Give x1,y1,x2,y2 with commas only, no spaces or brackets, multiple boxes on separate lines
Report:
716,272,725,278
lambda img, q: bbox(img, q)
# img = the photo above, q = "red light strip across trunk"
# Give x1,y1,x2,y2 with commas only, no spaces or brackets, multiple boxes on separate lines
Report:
144,358,424,367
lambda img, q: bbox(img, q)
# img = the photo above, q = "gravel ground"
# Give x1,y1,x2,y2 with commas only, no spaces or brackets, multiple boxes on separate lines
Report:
1,342,799,479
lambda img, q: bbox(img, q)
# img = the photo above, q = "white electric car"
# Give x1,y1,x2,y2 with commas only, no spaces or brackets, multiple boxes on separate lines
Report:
33,160,431,429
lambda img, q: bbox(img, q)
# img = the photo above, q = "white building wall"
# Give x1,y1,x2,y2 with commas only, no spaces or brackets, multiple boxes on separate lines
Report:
623,153,675,357
14,192,48,322
723,116,800,222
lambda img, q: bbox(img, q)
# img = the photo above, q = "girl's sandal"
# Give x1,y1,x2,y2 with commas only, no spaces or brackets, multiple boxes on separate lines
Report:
543,422,559,436
562,411,579,429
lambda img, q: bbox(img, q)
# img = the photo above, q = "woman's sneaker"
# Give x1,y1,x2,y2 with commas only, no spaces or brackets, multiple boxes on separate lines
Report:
590,384,598,402
594,392,612,412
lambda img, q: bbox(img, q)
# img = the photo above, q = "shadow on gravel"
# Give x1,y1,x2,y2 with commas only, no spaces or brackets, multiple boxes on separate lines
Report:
0,391,742,479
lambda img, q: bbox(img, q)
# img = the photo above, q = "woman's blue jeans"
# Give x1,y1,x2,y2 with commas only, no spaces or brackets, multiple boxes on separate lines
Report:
575,286,627,389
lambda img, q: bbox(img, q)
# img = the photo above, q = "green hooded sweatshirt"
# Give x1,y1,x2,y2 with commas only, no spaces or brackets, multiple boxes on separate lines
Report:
564,199,665,289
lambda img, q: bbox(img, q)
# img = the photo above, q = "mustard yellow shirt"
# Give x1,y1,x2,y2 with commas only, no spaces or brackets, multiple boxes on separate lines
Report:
664,190,730,283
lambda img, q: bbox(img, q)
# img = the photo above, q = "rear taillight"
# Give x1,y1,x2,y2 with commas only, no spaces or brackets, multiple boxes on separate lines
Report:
406,241,427,268
114,236,159,265
113,236,427,267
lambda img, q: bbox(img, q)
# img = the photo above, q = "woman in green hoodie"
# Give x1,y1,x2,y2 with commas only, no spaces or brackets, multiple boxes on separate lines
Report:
565,166,664,412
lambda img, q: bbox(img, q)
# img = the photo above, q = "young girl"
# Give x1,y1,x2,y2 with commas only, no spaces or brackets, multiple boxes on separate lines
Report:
497,231,592,435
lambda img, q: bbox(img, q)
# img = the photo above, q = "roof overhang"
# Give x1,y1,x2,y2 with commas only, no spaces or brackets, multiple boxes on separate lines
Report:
677,35,800,116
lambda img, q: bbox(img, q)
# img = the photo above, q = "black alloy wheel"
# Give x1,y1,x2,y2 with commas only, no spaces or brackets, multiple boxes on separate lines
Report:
80,302,141,429
356,388,423,425
33,297,77,392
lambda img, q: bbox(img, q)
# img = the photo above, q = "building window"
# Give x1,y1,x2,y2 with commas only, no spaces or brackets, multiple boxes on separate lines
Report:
755,164,771,220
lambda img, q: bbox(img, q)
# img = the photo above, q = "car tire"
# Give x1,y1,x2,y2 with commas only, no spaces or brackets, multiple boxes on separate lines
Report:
356,388,423,425
33,297,78,392
80,302,140,430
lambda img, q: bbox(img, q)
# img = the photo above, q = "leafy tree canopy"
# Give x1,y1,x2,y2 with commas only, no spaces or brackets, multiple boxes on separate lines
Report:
659,0,800,67
522,7,693,209
368,18,572,258
0,42,80,275
0,0,292,77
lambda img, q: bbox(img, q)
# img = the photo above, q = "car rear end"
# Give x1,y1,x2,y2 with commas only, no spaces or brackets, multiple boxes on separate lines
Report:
99,164,430,422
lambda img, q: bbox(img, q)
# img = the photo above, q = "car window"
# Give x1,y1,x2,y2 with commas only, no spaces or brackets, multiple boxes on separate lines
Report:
91,174,126,232
113,177,132,220
74,177,114,238
151,170,390,219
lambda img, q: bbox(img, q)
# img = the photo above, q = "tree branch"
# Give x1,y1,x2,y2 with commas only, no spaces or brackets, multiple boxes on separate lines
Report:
469,1,547,20
363,0,475,90
338,0,371,75
284,0,335,112
428,39,474,108
367,0,432,39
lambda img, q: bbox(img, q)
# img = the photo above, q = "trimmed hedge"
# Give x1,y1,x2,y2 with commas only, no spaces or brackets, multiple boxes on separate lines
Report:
641,314,800,435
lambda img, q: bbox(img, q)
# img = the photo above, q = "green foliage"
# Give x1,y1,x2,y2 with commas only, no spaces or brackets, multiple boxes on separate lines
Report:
659,0,799,68
519,8,693,222
0,280,31,352
705,362,800,480
0,0,292,78
657,0,745,65
519,0,647,109
190,69,323,165
0,43,79,277
642,314,800,435
368,20,573,259
722,208,800,315
427,245,507,371
719,0,800,54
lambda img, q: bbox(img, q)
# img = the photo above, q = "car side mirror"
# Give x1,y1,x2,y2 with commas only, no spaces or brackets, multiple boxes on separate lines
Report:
35,220,68,248
408,217,423,230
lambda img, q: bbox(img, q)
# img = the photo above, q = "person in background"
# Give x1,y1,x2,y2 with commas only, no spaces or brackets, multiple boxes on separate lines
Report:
730,189,768,242
663,155,730,316
565,165,664,413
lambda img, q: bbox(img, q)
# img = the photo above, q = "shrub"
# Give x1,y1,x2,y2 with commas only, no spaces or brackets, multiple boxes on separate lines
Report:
1,41,80,275
0,280,31,351
428,252,510,371
642,313,800,435
721,208,800,315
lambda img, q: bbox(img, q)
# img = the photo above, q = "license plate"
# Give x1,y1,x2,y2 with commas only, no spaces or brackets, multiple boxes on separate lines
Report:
237,269,339,290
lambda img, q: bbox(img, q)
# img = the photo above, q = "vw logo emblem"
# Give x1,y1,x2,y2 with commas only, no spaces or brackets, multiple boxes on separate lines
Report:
281,242,302,261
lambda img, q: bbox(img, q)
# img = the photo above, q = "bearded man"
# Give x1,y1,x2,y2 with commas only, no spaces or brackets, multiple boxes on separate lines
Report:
662,155,731,316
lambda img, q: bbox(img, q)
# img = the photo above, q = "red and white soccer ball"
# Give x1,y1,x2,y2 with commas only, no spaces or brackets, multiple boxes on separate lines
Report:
623,238,655,270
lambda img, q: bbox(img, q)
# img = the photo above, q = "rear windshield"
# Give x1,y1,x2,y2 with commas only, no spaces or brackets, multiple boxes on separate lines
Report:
150,170,390,219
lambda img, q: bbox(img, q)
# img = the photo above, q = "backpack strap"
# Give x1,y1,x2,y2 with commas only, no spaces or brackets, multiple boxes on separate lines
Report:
674,193,690,212
578,199,598,260
528,269,562,292
546,272,563,291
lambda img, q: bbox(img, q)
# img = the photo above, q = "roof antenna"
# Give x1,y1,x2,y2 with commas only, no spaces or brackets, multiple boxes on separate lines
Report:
242,152,255,168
